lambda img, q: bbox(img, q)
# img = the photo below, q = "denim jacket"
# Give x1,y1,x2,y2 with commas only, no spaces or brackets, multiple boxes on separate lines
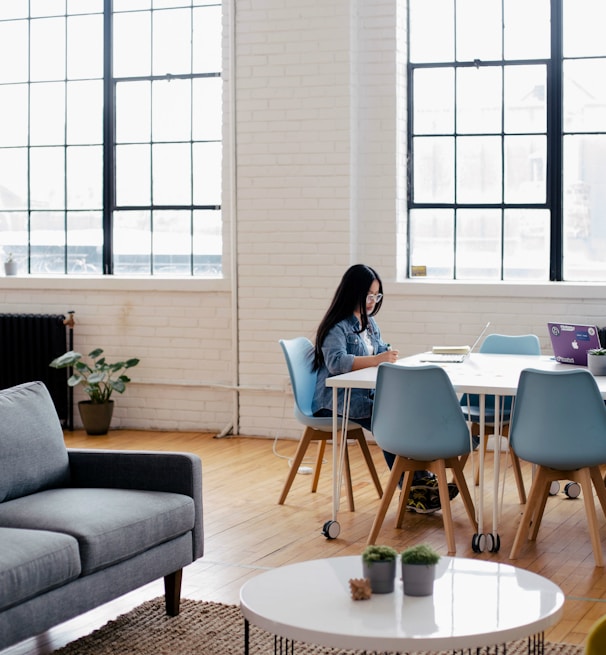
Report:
312,315,389,420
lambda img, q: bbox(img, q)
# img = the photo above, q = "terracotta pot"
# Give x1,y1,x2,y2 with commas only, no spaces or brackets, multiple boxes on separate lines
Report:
78,400,114,435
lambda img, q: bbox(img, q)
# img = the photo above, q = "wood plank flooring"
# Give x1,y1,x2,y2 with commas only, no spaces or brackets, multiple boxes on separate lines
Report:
3,429,606,654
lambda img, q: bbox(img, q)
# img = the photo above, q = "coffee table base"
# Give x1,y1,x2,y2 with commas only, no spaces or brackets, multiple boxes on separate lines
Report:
244,620,547,655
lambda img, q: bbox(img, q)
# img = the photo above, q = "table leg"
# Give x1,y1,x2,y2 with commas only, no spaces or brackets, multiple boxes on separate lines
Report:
472,394,487,552
322,387,351,539
491,394,501,547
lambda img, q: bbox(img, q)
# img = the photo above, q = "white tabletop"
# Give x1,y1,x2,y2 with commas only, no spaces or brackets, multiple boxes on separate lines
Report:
240,556,564,651
325,352,606,398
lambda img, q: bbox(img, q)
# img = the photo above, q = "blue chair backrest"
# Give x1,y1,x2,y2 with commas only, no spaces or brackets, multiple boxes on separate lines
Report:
279,337,317,421
510,368,606,470
462,333,541,414
481,333,541,356
371,363,471,461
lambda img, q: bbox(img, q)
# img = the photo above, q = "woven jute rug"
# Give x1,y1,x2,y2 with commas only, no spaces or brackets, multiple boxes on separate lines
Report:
51,597,583,655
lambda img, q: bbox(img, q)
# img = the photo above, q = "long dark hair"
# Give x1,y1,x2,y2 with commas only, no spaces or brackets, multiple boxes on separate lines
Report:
313,264,383,371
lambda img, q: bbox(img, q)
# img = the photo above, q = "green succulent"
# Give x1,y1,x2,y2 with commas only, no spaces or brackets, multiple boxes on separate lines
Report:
400,543,440,565
362,544,398,563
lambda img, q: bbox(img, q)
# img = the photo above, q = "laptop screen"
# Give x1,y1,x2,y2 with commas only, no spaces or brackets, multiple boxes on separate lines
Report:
548,322,601,366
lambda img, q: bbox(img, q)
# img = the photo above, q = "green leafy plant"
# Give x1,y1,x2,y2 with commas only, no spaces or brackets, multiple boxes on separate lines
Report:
5,252,13,263
588,348,606,356
400,543,440,566
362,544,398,563
50,349,140,403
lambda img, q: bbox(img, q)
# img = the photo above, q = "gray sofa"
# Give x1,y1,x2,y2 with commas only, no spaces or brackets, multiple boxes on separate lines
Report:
0,381,203,651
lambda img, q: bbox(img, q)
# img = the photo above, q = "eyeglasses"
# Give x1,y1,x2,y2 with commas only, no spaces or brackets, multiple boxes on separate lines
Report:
366,293,383,303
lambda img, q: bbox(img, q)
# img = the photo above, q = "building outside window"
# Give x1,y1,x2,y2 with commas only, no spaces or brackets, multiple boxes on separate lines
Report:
0,0,222,277
407,0,606,281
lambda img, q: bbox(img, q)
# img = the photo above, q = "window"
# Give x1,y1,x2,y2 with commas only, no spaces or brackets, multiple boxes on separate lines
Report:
0,0,222,277
407,0,606,281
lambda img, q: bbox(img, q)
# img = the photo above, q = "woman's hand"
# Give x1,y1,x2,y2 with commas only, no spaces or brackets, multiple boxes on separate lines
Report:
376,349,399,365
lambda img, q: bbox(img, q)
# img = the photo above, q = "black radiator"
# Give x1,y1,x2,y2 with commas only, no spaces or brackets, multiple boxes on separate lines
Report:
0,312,74,429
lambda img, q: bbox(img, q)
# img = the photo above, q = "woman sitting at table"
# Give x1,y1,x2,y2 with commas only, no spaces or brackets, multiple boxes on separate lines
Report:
311,263,457,513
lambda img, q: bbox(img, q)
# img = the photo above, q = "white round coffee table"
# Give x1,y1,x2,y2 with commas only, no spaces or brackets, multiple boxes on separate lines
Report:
239,556,564,653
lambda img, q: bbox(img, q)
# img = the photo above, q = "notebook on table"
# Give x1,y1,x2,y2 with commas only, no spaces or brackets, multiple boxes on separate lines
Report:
420,321,491,364
548,322,601,366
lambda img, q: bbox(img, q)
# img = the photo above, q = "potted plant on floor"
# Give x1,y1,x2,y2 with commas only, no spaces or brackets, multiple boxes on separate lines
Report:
400,543,440,596
50,348,140,435
361,544,398,594
587,348,606,377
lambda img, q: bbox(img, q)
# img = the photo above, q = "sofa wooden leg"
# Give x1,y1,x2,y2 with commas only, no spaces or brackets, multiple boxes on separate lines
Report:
164,569,183,616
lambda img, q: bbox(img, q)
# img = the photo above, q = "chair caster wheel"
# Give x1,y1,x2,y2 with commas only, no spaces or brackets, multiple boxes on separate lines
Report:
321,520,340,539
549,481,560,496
487,533,501,553
564,481,581,498
472,533,486,553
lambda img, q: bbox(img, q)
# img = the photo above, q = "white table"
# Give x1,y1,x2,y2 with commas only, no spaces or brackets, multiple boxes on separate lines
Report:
324,353,606,548
240,555,564,653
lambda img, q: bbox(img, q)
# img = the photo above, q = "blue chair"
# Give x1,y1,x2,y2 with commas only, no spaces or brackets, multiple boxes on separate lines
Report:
278,337,383,510
367,363,477,554
508,368,606,567
461,333,541,503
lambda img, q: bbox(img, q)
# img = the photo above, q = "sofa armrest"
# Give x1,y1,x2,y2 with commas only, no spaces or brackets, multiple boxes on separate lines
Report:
67,449,203,559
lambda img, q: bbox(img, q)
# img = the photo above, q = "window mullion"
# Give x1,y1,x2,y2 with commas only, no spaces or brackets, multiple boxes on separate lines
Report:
548,0,563,281
103,0,114,275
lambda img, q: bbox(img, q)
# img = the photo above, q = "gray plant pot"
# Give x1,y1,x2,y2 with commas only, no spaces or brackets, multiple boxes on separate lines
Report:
587,353,606,377
4,261,17,276
401,563,436,596
362,559,396,594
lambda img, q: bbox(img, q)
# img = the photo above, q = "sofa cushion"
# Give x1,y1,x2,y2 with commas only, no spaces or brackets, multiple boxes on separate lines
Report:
0,382,69,503
0,527,80,612
0,488,195,575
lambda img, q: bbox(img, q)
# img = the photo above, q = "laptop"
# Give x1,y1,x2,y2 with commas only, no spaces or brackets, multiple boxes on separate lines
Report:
420,322,491,364
548,322,601,366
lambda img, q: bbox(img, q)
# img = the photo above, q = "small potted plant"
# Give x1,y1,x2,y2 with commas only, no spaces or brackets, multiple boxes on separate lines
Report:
50,348,140,435
361,544,398,594
587,348,606,377
4,252,17,276
400,543,440,596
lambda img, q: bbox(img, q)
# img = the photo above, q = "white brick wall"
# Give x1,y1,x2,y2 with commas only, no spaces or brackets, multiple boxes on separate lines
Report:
1,0,606,440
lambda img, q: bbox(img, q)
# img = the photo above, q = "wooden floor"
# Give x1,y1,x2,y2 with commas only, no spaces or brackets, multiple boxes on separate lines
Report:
3,429,606,654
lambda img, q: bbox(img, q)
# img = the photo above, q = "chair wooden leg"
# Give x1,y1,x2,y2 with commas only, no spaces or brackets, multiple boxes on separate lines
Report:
367,458,405,545
311,439,326,492
576,467,604,567
449,457,478,532
395,468,416,528
528,468,554,541
510,466,550,560
433,461,457,555
352,428,383,498
510,450,527,504
278,428,315,505
590,466,606,517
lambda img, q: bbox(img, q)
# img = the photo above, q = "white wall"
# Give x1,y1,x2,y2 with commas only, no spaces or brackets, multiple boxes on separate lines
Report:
1,0,605,439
